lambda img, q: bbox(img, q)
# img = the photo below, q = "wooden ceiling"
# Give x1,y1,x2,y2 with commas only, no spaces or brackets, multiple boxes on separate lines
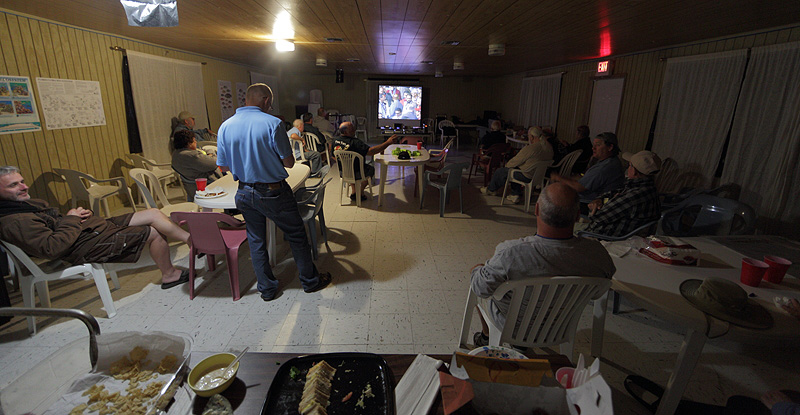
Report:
3,0,799,76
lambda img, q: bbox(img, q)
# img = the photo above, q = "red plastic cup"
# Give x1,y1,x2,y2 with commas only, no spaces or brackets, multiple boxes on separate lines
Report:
195,178,207,191
555,367,575,388
416,142,422,150
763,255,792,284
740,258,768,287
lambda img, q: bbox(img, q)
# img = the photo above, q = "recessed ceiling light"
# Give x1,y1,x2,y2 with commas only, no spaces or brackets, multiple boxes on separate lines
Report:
325,37,343,42
441,40,460,46
347,58,360,62
276,40,295,52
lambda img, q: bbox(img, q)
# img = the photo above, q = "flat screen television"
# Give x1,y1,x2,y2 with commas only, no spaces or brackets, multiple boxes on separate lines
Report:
378,85,422,121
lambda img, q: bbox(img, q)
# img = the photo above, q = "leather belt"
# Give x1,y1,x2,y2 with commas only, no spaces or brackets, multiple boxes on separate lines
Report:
238,181,283,190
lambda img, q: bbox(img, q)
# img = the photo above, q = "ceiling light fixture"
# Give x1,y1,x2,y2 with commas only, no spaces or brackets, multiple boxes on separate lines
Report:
441,40,461,46
453,61,464,70
325,37,343,42
421,60,434,64
488,44,505,56
388,52,396,55
316,58,328,67
347,58,360,62
276,39,295,52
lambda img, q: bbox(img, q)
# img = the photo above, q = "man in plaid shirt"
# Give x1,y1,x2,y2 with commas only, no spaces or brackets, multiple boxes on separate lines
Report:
583,151,662,237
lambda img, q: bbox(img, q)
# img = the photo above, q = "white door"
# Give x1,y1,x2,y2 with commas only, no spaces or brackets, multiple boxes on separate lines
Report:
588,77,625,135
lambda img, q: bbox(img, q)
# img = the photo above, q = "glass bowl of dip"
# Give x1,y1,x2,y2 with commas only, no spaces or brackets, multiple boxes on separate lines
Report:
188,353,240,397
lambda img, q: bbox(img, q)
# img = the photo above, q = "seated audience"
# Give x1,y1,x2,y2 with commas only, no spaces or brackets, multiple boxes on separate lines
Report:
0,166,191,289
551,132,625,214
171,130,221,201
477,120,507,150
581,150,662,237
287,119,323,176
481,126,554,204
560,125,593,174
313,107,334,137
302,112,327,148
470,183,616,346
332,122,399,201
170,111,214,151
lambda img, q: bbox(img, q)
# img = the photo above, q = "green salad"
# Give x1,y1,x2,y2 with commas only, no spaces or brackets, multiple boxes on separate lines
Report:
391,148,422,157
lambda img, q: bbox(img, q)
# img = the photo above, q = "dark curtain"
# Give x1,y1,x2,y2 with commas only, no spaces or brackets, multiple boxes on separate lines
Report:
122,55,143,153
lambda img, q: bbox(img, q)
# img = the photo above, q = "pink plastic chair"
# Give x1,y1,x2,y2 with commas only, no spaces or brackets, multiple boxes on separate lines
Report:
170,212,248,301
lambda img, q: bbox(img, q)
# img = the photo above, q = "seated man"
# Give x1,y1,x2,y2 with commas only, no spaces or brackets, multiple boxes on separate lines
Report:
302,112,327,149
470,183,616,346
171,130,221,201
477,120,507,150
312,107,334,135
581,150,662,237
0,166,191,289
332,122,399,201
551,132,625,215
480,126,554,204
287,119,323,176
560,125,593,174
170,111,214,151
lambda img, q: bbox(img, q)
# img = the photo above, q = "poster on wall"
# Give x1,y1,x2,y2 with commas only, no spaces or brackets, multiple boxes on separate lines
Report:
218,80,234,121
0,75,42,135
236,82,247,108
36,77,106,130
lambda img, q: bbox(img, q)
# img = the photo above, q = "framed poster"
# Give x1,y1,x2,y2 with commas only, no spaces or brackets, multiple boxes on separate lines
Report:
0,75,42,135
36,77,106,130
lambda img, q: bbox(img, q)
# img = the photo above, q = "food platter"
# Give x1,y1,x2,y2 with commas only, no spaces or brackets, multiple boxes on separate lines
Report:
195,189,227,199
260,352,396,415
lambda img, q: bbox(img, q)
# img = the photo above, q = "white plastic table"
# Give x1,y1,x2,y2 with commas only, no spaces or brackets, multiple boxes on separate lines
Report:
590,236,800,415
193,164,310,265
373,144,430,207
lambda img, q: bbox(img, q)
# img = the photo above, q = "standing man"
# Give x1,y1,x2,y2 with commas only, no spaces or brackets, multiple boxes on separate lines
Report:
216,84,331,301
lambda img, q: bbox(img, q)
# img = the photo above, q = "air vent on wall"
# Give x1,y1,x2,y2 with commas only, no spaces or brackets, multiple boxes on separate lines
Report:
441,40,461,46
325,37,344,42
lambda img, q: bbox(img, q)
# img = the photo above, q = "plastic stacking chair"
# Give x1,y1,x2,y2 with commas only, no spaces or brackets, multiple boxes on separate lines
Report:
355,117,368,141
468,142,510,187
501,160,552,213
292,139,307,162
458,276,612,362
296,178,332,259
438,120,458,149
0,240,119,334
54,168,136,217
659,194,756,236
169,212,248,301
413,139,453,196
420,162,469,217
545,150,582,185
127,154,180,198
129,169,199,215
334,150,373,207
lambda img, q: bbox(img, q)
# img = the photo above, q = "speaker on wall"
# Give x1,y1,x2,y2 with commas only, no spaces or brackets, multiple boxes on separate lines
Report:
335,69,344,83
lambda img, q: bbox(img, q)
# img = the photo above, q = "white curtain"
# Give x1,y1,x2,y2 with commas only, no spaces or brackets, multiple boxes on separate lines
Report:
249,72,280,114
721,42,800,224
651,50,748,187
517,73,562,128
127,51,208,163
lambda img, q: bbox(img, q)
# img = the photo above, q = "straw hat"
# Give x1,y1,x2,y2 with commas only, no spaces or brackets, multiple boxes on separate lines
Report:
679,278,773,329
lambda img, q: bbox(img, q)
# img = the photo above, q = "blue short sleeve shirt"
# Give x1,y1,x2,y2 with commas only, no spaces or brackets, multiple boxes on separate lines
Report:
578,157,625,203
216,107,292,183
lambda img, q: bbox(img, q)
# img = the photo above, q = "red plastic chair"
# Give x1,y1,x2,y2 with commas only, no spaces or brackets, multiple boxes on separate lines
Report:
170,212,248,301
468,142,510,187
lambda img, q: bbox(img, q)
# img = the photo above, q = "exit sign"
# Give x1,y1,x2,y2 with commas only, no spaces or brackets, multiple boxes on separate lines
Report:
597,60,613,76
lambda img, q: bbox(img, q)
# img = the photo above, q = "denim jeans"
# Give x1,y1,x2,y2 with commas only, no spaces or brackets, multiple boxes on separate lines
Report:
235,181,320,297
487,167,531,195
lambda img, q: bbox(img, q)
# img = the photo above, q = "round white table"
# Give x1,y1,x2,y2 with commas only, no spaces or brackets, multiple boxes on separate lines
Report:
193,164,310,265
373,144,431,207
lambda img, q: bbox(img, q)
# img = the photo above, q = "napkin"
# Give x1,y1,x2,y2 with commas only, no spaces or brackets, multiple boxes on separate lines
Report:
395,354,444,415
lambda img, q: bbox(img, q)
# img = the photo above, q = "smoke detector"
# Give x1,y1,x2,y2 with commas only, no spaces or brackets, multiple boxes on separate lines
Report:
316,58,328,67
453,62,464,70
488,43,505,56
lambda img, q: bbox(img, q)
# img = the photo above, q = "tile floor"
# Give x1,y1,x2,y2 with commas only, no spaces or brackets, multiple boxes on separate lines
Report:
1,140,799,414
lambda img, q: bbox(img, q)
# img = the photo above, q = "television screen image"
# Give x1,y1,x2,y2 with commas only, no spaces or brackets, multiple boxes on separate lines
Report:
378,85,421,120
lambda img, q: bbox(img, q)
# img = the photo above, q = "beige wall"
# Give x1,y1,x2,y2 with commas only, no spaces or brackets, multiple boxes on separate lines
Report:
0,10,257,211
494,26,800,153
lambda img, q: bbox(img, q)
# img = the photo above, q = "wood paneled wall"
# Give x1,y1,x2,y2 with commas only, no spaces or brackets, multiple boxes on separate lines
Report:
495,25,800,152
0,10,256,211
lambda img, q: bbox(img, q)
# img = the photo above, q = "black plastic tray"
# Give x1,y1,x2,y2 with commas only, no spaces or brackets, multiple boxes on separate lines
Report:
260,352,396,415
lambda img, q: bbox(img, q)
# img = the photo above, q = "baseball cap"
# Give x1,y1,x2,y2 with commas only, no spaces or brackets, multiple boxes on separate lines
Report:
622,150,662,175
178,111,194,121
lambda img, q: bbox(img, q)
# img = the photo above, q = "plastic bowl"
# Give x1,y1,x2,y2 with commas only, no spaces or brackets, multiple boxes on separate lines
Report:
468,345,527,360
188,353,239,397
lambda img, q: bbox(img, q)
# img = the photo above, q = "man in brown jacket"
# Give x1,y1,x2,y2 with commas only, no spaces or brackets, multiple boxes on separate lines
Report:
0,166,191,289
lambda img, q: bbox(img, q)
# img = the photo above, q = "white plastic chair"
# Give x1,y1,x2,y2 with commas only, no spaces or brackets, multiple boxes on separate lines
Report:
500,160,552,213
458,276,612,361
549,150,582,178
129,168,199,215
438,120,458,149
334,150,372,207
127,154,180,198
53,168,136,217
303,132,331,167
292,139,307,161
355,117,368,141
0,240,119,334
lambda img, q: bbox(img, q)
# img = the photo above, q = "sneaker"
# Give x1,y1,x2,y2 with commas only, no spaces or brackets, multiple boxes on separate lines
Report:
479,187,489,195
506,194,520,204
304,272,332,293
473,332,489,347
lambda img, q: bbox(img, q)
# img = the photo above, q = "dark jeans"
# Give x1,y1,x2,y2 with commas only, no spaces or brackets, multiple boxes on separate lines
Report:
235,181,320,297
487,167,531,195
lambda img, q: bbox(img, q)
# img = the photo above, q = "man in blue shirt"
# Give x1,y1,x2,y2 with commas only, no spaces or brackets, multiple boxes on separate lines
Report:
216,84,331,301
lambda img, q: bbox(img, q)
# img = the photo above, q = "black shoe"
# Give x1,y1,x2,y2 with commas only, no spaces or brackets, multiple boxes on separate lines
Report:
304,272,332,293
161,270,190,290
261,292,277,301
473,332,489,347
349,193,367,201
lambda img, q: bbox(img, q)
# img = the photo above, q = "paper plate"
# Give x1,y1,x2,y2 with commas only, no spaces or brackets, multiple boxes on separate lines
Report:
468,345,527,360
